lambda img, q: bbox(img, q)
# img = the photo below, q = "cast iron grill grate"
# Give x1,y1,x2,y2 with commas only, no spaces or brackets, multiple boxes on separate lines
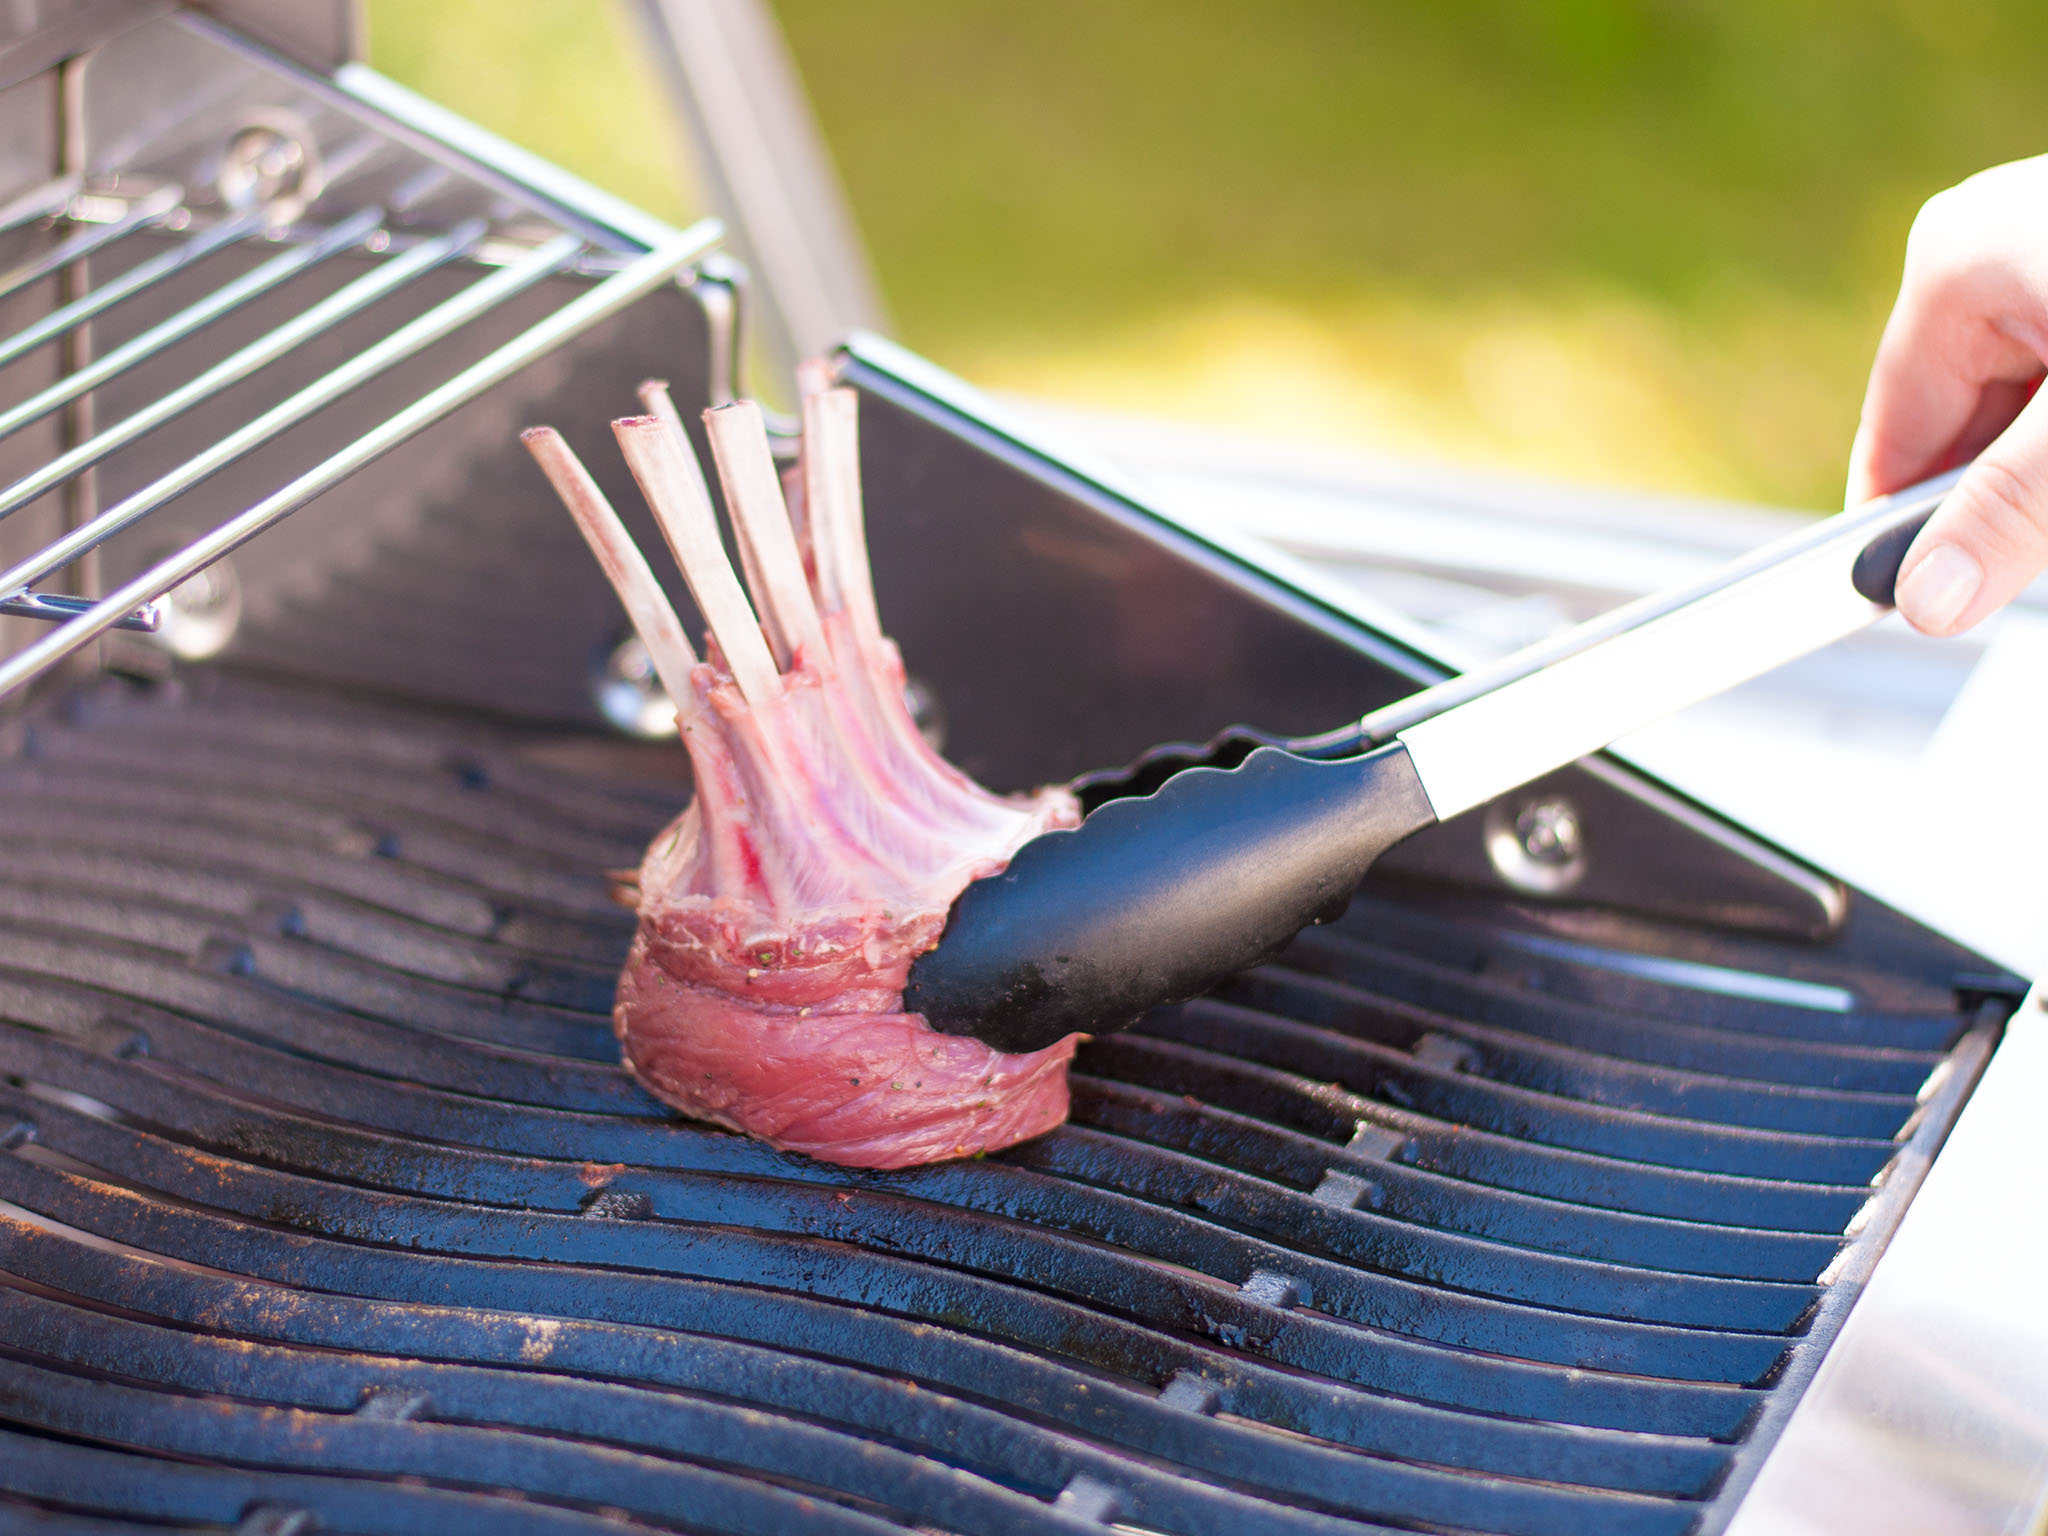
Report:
0,672,1999,1536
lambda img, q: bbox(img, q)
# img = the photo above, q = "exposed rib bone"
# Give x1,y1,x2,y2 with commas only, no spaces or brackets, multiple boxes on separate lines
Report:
703,400,831,673
781,459,812,592
787,359,836,593
520,426,700,713
613,414,781,705
636,376,689,437
796,357,836,399
635,378,774,606
803,386,884,652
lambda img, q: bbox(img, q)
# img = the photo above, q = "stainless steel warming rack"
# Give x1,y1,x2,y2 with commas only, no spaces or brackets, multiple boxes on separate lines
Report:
0,9,716,699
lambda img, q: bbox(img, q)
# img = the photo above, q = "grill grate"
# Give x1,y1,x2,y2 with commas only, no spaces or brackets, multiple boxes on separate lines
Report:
0,673,1998,1536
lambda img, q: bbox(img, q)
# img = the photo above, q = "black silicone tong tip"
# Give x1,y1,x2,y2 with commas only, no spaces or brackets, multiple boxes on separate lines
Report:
1069,720,1374,813
908,742,1438,1054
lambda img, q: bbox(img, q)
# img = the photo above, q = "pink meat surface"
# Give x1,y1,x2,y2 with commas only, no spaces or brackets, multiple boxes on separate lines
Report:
616,621,1079,1168
528,385,1080,1169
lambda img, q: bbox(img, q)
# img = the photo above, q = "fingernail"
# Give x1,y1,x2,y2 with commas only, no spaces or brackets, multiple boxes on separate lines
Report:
1895,543,1983,634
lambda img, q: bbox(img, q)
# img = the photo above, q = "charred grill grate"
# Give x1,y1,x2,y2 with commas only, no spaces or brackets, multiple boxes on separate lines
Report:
0,673,1999,1536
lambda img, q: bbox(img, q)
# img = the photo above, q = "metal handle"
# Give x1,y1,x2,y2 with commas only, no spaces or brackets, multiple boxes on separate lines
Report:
1389,467,1956,822
1358,465,1962,747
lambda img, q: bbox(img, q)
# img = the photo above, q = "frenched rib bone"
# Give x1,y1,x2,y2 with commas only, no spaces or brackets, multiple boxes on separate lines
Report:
525,368,1080,1168
612,412,781,706
520,426,699,709
704,399,831,671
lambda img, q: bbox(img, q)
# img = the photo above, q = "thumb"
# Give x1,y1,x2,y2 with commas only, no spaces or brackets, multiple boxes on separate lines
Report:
1893,387,2048,636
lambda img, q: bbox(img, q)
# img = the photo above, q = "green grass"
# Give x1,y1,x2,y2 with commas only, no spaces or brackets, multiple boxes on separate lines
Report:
365,1,2048,508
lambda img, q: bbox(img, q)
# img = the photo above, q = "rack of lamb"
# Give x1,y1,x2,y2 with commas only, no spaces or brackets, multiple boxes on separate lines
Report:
524,370,1080,1169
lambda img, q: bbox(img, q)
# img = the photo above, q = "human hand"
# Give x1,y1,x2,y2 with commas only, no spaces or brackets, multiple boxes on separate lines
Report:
1847,155,2048,636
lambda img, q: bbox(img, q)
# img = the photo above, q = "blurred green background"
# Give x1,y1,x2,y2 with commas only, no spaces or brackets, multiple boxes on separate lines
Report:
366,1,2048,509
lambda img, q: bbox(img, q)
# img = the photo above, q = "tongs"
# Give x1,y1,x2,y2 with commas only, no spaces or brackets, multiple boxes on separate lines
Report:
907,465,1962,1052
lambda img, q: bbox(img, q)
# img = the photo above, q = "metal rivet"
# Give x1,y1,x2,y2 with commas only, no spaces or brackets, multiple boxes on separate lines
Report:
1519,798,1582,864
248,897,305,938
444,754,491,790
86,1012,150,1060
593,634,679,739
902,674,945,751
195,936,256,978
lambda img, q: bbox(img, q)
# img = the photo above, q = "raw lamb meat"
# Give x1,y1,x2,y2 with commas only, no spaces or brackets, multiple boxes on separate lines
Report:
523,369,1080,1169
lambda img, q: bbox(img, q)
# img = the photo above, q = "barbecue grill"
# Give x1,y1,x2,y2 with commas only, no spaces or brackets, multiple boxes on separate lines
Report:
0,7,2041,1535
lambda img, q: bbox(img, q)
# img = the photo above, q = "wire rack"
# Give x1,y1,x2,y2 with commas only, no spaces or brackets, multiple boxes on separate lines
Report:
0,15,719,703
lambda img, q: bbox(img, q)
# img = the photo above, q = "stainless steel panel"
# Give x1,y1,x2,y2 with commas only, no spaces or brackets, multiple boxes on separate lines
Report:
189,0,360,74
0,0,165,94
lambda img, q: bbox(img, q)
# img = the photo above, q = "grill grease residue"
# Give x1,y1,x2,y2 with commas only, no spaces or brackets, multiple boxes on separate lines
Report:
0,675,1999,1536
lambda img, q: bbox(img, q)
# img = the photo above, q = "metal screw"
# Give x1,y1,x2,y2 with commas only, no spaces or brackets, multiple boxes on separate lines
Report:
1483,793,1588,895
1514,798,1582,866
218,111,324,225
594,634,679,739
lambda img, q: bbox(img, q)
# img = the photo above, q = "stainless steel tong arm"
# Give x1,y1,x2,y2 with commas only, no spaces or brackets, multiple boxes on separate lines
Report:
1381,467,1961,822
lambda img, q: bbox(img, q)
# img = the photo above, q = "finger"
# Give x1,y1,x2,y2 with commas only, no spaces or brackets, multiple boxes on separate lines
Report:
1893,383,2048,635
1845,282,1986,506
1865,375,2047,508
1952,376,2044,465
